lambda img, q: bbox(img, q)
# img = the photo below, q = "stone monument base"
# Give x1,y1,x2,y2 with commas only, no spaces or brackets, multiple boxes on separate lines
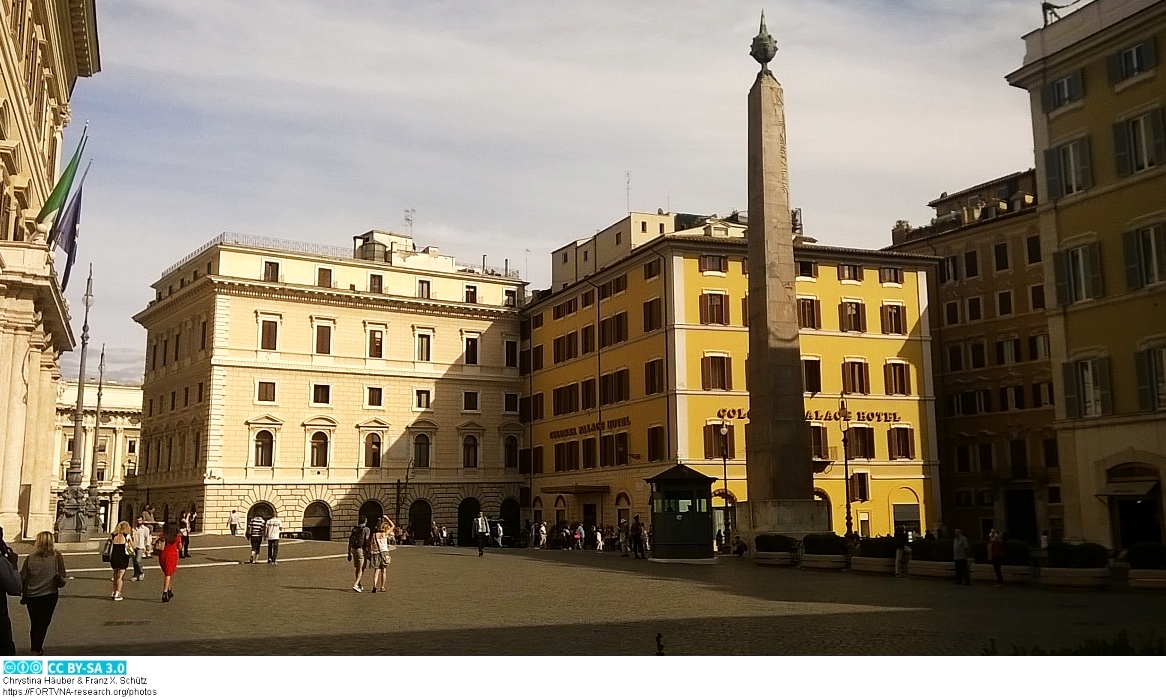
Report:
736,499,831,549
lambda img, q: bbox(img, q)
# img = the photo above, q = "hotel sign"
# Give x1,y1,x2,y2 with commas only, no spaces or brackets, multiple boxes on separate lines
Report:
805,409,902,423
549,416,632,440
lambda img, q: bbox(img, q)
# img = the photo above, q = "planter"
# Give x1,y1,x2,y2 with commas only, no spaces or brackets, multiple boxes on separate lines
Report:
799,553,846,571
754,551,794,567
850,556,895,575
1128,569,1166,591
908,560,954,579
1039,567,1111,589
971,563,1033,584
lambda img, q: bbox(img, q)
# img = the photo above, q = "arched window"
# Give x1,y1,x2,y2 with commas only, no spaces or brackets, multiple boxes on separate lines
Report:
254,430,274,467
365,433,382,469
310,431,329,468
504,435,519,469
413,434,430,469
462,435,478,468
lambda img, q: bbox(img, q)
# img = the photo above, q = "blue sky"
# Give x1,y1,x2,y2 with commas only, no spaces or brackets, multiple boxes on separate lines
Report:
61,0,1044,382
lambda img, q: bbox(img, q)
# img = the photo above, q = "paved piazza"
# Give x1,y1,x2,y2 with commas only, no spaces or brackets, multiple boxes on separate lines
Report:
11,535,1166,655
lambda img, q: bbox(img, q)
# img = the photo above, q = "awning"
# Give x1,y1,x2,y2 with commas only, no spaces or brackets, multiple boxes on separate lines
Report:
540,485,611,495
1096,481,1158,497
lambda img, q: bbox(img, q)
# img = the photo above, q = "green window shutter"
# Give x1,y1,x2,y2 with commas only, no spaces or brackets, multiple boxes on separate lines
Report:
1053,250,1069,306
1044,148,1062,200
1107,53,1123,83
1135,350,1155,411
1078,137,1093,189
1086,242,1105,299
1123,230,1145,290
1062,362,1081,419
1113,121,1133,177
1150,110,1166,165
1096,357,1114,415
1068,70,1085,100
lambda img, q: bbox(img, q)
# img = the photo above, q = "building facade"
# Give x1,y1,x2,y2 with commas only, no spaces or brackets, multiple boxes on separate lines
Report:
1007,0,1166,548
524,213,941,538
122,230,526,542
0,0,98,537
890,170,1059,543
53,380,141,532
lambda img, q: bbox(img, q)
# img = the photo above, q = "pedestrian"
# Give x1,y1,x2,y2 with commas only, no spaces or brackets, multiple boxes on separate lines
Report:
228,509,241,537
619,519,629,557
493,520,504,548
130,518,151,581
178,511,191,558
19,532,65,655
573,523,584,550
108,521,132,601
0,530,22,654
733,536,748,556
348,517,370,592
989,531,1006,587
247,512,265,564
538,521,547,549
953,528,970,586
189,507,198,535
265,512,283,564
716,529,724,553
893,525,908,577
595,526,604,552
473,511,489,556
369,518,394,592
154,522,181,603
441,525,449,546
631,515,647,559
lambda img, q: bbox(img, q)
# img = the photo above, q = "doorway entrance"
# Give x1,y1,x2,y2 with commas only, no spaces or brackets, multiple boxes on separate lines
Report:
582,503,597,529
1004,489,1038,543
1117,494,1163,548
302,501,332,541
458,497,481,546
409,499,432,543
359,500,384,529
247,502,274,523
500,498,520,546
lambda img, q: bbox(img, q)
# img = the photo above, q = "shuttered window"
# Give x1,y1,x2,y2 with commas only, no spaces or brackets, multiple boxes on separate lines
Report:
797,298,821,329
887,427,915,460
260,320,278,350
839,302,866,332
841,361,870,395
701,355,732,391
699,293,728,325
702,424,736,460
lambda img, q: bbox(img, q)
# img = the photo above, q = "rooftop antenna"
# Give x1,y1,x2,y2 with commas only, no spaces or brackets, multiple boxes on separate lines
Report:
404,208,415,237
625,171,631,212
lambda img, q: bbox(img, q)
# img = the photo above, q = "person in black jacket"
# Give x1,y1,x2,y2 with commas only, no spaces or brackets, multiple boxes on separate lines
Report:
0,530,24,655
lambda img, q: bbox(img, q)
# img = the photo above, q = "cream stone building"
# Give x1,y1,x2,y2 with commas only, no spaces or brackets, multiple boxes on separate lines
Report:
122,230,526,543
53,380,141,532
0,1,99,537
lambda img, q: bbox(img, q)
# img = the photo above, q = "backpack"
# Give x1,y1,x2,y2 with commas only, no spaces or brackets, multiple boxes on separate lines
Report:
348,526,365,551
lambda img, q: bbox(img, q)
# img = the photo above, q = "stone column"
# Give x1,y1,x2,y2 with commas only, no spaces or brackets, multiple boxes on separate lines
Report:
0,327,31,535
25,361,59,536
18,334,44,537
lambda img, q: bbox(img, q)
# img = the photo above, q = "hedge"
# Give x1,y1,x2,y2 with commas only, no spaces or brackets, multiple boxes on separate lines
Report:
1048,542,1110,568
803,532,848,555
755,534,797,553
1127,541,1166,570
911,538,954,562
857,536,898,559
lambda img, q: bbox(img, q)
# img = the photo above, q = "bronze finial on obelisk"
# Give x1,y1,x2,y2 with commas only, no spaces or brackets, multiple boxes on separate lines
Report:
750,11,777,70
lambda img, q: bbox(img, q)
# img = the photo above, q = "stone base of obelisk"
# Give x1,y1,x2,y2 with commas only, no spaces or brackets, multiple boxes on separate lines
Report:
737,499,831,552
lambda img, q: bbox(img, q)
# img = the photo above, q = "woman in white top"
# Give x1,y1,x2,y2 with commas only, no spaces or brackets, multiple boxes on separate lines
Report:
369,518,394,593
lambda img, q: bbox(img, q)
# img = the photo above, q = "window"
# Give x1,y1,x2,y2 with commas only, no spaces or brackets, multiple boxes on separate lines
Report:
1044,137,1092,199
1027,235,1042,265
1048,485,1062,504
880,304,906,335
1109,40,1158,83
1136,347,1166,411
531,393,544,420
415,389,431,409
183,387,189,406
885,363,910,395
581,290,594,307
315,324,332,354
369,274,383,294
463,391,479,412
841,360,870,395
797,260,818,278
1046,440,1061,473
955,491,974,508
581,325,595,354
964,250,979,278
945,301,960,326
599,369,630,405
465,286,478,303
978,491,994,508
504,392,519,413
162,340,168,366
643,298,663,332
312,384,331,405
1042,70,1083,111
462,435,478,468
1056,242,1103,303
846,428,875,460
970,341,987,368
310,431,328,468
464,336,479,365
955,445,972,473
416,333,432,362
581,379,597,410
647,426,666,462
701,355,732,391
979,442,994,471
810,425,828,459
1124,225,1166,289
316,268,332,288
531,345,543,371
552,384,579,416
368,329,383,358
258,319,277,350
365,434,382,469
170,392,176,410
879,267,903,284
644,259,661,279
699,293,728,325
127,440,136,455
995,337,1022,365
947,345,964,372
598,312,628,347
417,280,431,299
840,301,866,332
888,427,915,460
797,298,821,329
1033,382,1054,408
703,423,736,460
414,434,431,469
257,381,276,403
699,255,728,273
838,264,863,281
1030,284,1046,310
997,290,1013,316
1064,357,1112,418
263,261,280,282
505,340,518,368
504,289,517,307
645,359,665,395
598,275,627,298
367,387,383,407
1029,333,1050,360
966,297,982,322
200,321,207,350
254,430,274,467
530,313,543,329
802,359,822,394
994,242,1010,272
940,256,958,284
1010,439,1029,479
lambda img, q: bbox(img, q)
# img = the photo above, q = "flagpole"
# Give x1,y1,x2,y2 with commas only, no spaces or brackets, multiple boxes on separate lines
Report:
55,266,94,543
86,344,106,535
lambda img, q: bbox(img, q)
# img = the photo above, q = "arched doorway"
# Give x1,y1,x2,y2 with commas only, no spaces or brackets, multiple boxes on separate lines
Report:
458,497,481,546
247,502,275,522
554,496,567,527
500,498,520,546
814,489,832,532
359,500,385,529
409,499,432,544
302,501,332,541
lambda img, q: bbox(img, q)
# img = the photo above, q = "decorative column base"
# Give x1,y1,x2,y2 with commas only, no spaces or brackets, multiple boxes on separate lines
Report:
0,513,23,540
24,514,55,540
736,499,830,551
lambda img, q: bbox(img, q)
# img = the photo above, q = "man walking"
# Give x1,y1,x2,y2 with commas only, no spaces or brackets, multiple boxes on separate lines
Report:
492,520,504,548
130,518,152,581
265,512,283,564
474,511,490,556
247,512,265,564
953,528,971,585
893,526,908,577
348,517,370,592
228,509,241,537
630,515,647,559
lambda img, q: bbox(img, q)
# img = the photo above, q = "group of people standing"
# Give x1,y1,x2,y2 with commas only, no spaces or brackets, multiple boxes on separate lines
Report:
105,518,184,603
244,510,284,564
347,516,395,592
525,515,650,558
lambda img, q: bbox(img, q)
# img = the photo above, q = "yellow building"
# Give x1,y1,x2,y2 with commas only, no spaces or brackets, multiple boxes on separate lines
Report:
0,0,99,537
1007,0,1166,548
123,230,527,542
524,213,940,538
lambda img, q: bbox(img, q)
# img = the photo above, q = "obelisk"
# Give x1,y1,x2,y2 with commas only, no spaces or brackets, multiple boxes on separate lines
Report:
740,12,828,539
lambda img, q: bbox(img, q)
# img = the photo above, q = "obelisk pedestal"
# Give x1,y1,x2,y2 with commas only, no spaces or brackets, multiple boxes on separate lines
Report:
737,13,829,543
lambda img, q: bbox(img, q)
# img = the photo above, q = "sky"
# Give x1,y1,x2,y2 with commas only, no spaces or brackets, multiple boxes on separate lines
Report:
59,0,1045,383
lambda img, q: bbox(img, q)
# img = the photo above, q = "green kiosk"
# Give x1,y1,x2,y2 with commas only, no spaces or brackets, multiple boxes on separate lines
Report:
646,464,716,562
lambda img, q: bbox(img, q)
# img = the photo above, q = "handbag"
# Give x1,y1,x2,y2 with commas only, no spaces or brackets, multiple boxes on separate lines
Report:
100,537,113,563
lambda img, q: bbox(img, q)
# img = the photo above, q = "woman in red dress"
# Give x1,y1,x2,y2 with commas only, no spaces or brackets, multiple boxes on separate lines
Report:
154,522,181,603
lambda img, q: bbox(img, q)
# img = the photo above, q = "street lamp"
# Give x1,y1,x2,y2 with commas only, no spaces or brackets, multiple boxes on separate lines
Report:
720,418,731,551
839,399,853,538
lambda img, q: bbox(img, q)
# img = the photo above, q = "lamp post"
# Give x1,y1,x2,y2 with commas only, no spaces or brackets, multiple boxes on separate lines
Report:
720,418,732,550
86,345,105,535
56,266,94,542
840,399,853,538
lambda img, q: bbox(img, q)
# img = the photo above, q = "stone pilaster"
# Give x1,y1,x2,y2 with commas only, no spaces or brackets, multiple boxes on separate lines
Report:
0,325,31,535
25,361,60,537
